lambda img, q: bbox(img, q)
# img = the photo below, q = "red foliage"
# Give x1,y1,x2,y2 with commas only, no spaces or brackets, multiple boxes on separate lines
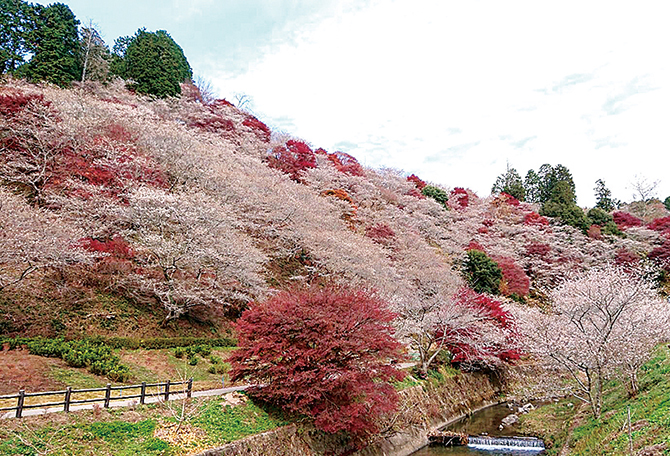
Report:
482,219,495,227
81,236,134,259
450,187,469,209
229,286,405,442
495,257,530,298
615,248,640,266
48,145,168,198
648,240,670,270
365,223,396,246
648,216,670,235
524,212,549,227
499,192,520,206
526,242,551,258
466,241,486,252
242,115,271,142
189,116,236,134
443,289,521,363
326,151,365,177
266,140,317,181
406,187,426,199
613,211,643,229
478,226,489,234
0,90,49,117
102,123,136,143
587,224,603,240
407,174,427,190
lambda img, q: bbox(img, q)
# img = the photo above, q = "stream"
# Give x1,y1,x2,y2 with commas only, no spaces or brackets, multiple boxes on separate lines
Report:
410,402,546,455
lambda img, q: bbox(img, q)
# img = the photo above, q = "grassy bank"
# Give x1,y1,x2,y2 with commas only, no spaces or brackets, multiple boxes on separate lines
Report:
0,394,288,455
520,344,670,455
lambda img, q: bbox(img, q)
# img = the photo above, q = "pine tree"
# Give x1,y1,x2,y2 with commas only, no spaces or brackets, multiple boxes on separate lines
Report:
24,3,82,86
119,29,192,98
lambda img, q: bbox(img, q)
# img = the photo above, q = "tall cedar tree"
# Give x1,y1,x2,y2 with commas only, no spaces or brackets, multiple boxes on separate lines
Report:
121,29,192,98
0,0,37,73
24,3,81,86
229,286,405,443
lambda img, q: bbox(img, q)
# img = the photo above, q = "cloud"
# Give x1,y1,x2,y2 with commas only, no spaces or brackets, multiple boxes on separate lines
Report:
208,0,670,206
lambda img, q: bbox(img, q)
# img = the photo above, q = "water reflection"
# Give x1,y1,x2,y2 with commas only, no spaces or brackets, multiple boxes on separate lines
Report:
410,403,545,455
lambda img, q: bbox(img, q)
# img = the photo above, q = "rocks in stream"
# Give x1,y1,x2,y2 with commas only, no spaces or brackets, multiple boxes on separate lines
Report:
500,402,535,430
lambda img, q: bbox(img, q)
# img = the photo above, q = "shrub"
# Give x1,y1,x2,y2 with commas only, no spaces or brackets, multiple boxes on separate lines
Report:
648,217,670,234
188,355,198,366
174,347,185,358
422,185,449,207
613,211,643,229
587,208,613,226
463,250,502,295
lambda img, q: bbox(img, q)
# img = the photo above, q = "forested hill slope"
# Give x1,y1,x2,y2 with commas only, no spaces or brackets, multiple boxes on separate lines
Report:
1,78,669,345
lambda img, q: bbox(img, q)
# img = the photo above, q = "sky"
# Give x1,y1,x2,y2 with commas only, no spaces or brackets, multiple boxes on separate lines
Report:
34,0,670,207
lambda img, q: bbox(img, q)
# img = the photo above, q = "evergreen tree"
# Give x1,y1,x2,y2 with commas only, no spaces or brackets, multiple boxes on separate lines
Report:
463,249,502,295
524,169,542,203
24,3,81,86
594,179,615,212
119,29,192,98
0,0,37,74
422,185,449,207
664,196,670,212
540,180,589,231
492,164,525,201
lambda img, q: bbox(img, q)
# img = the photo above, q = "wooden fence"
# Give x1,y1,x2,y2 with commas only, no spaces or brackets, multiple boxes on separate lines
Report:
0,378,193,418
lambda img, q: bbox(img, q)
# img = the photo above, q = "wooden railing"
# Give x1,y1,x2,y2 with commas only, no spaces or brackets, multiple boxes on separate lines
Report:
0,378,193,418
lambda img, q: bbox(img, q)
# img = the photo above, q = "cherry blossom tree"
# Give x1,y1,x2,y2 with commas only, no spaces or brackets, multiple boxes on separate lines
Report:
121,187,267,325
518,265,670,418
0,188,93,291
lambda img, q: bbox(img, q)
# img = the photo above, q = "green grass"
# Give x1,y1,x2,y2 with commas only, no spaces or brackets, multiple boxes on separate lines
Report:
520,344,670,455
192,398,289,445
0,395,288,455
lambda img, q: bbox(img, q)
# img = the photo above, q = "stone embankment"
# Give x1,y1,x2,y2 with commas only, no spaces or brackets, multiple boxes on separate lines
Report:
195,371,501,456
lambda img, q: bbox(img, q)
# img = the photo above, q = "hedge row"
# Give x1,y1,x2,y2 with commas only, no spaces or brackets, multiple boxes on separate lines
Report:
4,337,131,382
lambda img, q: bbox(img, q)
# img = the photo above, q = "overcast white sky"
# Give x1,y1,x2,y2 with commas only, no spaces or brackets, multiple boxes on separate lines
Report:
38,0,670,206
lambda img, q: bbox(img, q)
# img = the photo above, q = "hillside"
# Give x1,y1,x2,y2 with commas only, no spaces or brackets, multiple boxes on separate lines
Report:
1,77,669,342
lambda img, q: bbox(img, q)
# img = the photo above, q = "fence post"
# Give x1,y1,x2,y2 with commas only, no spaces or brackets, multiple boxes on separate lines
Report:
16,390,25,418
187,378,193,399
140,382,146,405
164,380,170,402
104,384,111,408
64,386,72,413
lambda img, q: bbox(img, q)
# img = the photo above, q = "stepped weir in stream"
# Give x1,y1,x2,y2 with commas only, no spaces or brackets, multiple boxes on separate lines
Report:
466,436,545,452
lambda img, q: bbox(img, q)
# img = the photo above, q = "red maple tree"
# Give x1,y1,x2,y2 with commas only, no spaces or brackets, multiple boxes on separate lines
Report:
229,285,405,443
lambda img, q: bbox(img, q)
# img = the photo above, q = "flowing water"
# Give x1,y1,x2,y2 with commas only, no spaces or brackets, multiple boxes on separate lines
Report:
410,402,546,455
